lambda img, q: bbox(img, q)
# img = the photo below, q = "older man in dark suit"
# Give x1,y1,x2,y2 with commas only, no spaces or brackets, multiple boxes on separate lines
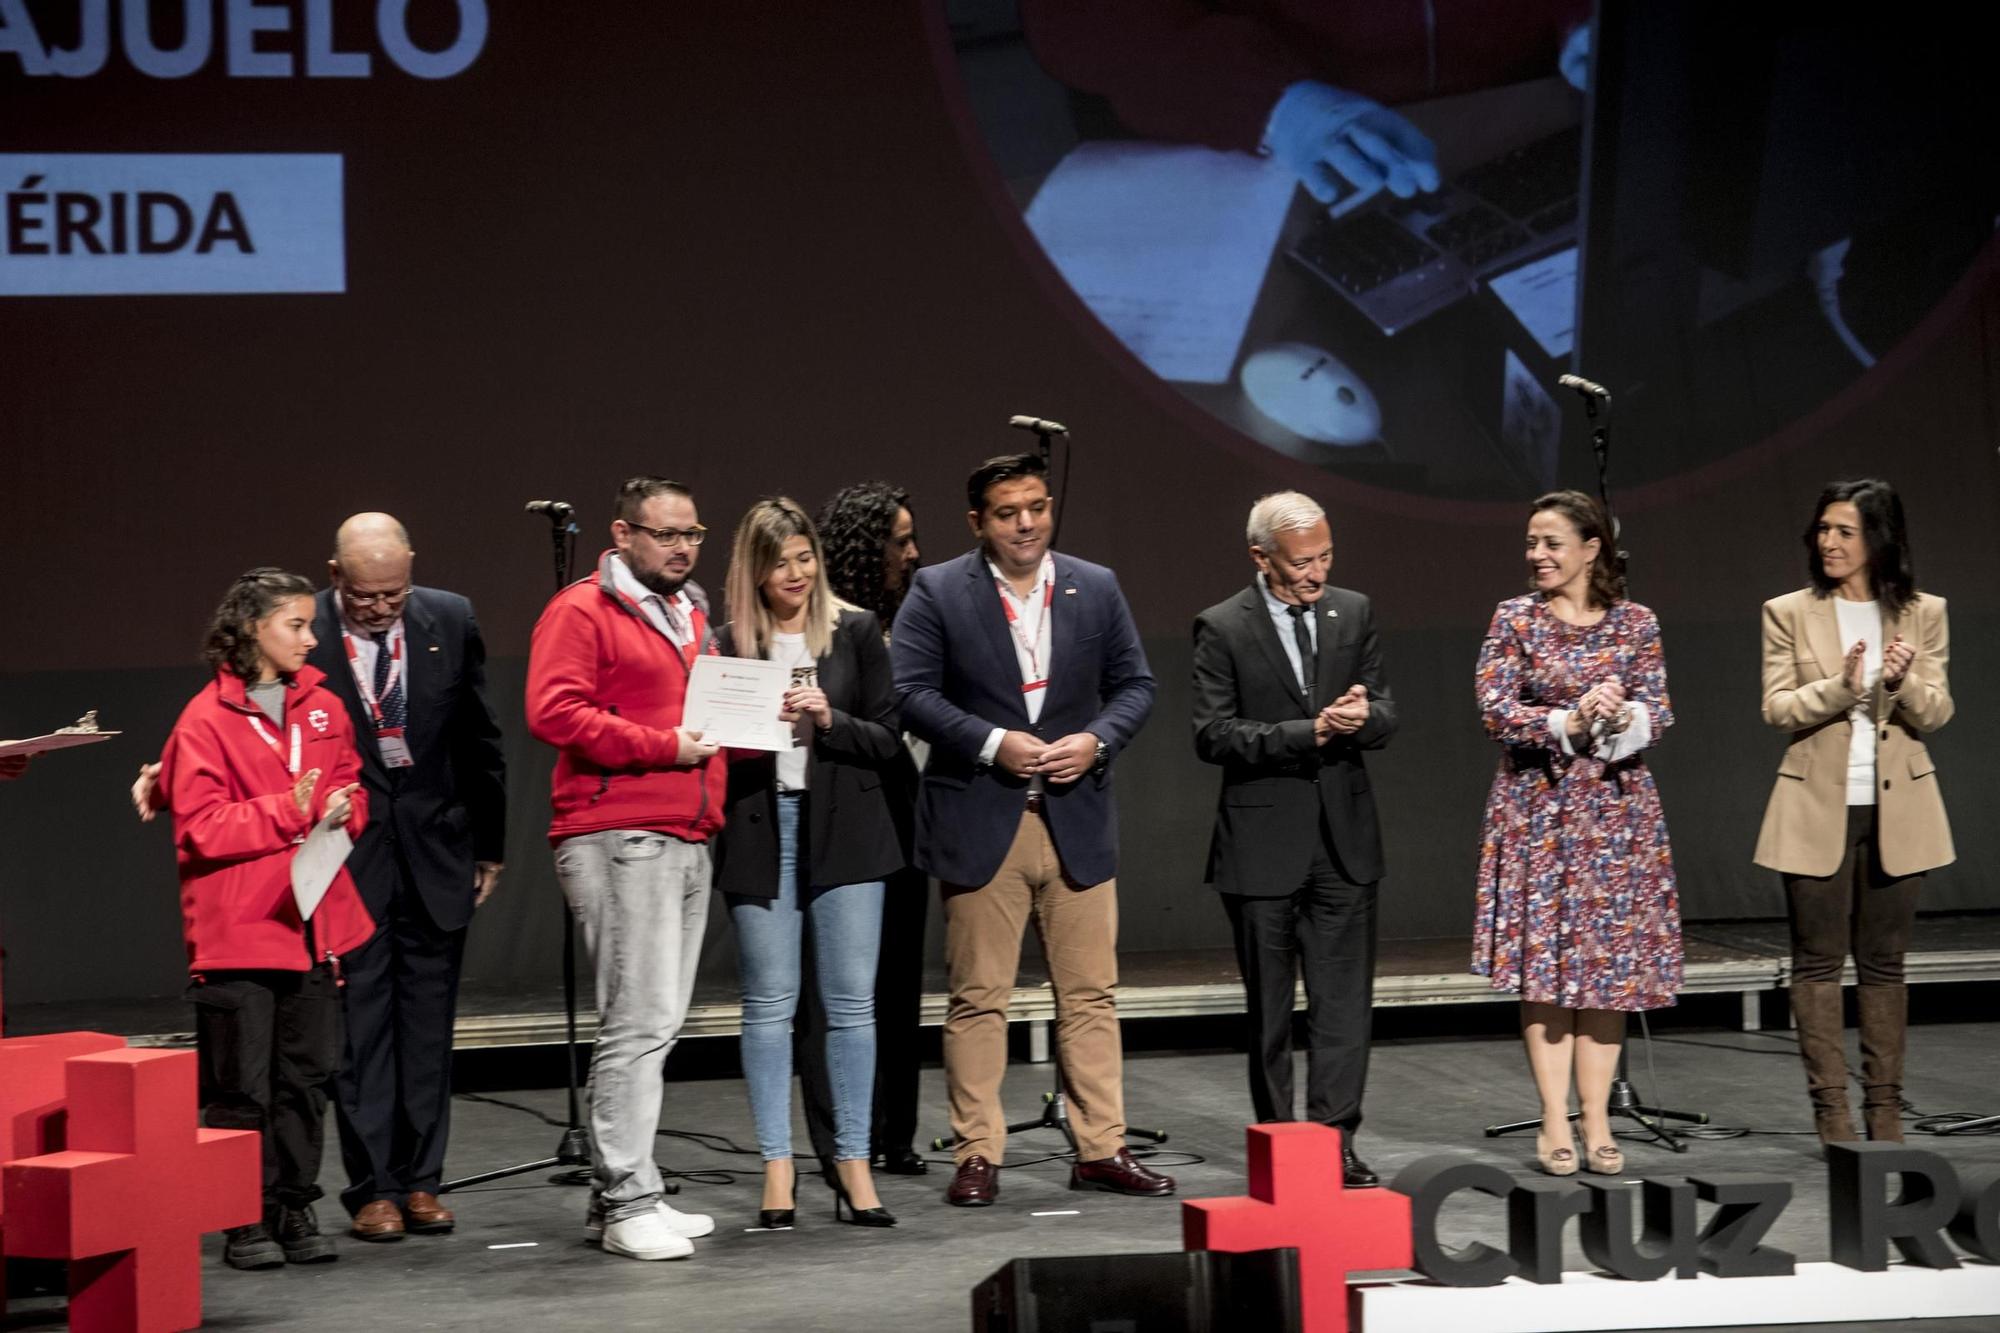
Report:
1191,491,1397,1188
891,452,1167,1208
311,513,506,1239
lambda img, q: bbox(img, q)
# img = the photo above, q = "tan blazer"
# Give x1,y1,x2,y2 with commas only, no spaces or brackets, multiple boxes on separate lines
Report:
1753,588,1953,878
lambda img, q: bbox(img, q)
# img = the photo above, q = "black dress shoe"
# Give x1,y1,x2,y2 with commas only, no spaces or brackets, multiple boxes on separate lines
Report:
946,1155,998,1207
1341,1144,1380,1189
1071,1148,1176,1197
876,1147,929,1176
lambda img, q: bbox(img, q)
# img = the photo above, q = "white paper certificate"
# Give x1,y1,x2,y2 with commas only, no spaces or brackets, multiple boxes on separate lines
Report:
683,654,793,752
291,810,354,921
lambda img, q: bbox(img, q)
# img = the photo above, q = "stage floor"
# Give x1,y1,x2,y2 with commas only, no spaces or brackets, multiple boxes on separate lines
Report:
8,1017,1998,1331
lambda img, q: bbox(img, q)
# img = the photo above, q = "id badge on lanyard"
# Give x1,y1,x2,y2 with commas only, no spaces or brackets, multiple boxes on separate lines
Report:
344,629,414,769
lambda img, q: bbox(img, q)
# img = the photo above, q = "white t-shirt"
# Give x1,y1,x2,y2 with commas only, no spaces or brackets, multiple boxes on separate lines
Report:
770,632,815,792
1834,598,1883,806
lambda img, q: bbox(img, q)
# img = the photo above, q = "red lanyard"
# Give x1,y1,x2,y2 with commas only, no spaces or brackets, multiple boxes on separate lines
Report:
994,563,1055,694
341,626,402,726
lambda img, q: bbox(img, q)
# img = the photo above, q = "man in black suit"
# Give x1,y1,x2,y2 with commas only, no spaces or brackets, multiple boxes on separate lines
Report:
311,513,507,1239
1191,491,1396,1187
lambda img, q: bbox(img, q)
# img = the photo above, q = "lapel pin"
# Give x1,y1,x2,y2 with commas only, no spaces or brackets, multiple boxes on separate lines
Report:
427,644,441,652
1326,608,1338,619
1063,587,1077,595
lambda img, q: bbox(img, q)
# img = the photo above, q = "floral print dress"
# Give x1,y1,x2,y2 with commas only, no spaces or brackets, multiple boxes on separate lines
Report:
1471,596,1683,1011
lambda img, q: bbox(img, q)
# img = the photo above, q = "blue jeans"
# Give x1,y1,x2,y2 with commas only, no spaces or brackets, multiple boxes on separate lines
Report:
727,793,884,1162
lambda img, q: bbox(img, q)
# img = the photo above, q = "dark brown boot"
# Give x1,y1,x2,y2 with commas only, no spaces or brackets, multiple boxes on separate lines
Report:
1857,983,1908,1143
1790,982,1858,1144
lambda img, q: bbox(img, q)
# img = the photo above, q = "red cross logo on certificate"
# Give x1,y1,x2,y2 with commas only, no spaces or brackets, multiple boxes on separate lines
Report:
1183,1123,1413,1333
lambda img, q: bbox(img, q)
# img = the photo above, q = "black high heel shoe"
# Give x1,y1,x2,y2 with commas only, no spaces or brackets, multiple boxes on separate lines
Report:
757,1204,796,1230
831,1185,896,1228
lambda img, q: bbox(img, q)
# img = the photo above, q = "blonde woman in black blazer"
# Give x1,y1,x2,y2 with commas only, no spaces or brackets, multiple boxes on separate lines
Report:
713,498,905,1230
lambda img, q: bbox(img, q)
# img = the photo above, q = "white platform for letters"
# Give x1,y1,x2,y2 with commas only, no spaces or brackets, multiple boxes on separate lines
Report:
1355,1261,2000,1332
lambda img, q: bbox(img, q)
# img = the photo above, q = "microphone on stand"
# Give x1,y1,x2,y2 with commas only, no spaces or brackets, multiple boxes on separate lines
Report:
1556,374,1612,406
525,500,574,521
1007,415,1069,435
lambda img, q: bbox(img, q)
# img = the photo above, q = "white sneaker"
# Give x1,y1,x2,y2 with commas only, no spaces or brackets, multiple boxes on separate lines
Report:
601,1210,694,1261
586,1199,714,1243
656,1202,715,1239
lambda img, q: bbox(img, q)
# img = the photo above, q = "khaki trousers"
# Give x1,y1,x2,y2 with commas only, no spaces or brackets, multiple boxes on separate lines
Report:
942,812,1125,1163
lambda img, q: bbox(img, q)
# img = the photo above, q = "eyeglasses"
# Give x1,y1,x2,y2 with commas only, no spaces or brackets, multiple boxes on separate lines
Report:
622,521,707,548
343,585,412,608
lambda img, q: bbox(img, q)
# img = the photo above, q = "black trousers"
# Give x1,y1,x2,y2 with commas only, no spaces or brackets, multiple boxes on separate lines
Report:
1222,830,1378,1138
1785,805,1924,987
798,864,930,1166
191,963,343,1210
333,856,469,1213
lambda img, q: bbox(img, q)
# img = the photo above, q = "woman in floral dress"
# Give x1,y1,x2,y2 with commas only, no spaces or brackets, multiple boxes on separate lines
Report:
1471,490,1683,1177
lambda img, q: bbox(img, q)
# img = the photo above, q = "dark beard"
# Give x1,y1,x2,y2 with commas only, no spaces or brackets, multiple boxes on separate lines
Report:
634,566,684,598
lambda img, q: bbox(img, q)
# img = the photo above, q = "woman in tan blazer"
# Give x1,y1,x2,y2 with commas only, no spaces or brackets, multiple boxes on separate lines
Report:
1755,479,1952,1146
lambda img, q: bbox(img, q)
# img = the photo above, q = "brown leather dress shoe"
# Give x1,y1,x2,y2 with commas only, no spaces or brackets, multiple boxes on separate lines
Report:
350,1199,406,1242
946,1155,999,1207
1071,1148,1176,1197
403,1191,456,1235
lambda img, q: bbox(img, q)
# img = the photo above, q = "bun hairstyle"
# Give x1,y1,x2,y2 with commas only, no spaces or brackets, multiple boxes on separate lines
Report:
1529,490,1626,608
203,568,316,680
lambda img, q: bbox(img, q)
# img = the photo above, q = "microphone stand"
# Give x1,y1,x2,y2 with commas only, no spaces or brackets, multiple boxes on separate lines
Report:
440,506,608,1193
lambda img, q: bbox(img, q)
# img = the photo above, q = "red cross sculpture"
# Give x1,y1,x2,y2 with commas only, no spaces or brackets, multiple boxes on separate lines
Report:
1183,1123,1412,1333
4,1046,261,1333
0,1031,127,1308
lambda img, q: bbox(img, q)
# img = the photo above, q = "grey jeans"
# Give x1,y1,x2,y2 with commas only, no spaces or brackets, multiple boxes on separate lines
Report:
555,829,711,1222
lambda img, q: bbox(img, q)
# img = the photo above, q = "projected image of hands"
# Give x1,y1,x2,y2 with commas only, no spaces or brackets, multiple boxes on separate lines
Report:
935,1,1998,502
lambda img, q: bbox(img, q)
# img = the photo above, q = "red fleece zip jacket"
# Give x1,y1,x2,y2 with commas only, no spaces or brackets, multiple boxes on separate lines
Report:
525,550,727,845
159,665,375,974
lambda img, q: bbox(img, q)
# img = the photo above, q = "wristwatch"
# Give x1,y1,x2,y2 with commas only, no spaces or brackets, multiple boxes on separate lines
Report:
1090,738,1109,774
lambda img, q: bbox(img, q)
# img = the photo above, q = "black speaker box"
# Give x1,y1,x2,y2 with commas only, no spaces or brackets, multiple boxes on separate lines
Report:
971,1247,1302,1332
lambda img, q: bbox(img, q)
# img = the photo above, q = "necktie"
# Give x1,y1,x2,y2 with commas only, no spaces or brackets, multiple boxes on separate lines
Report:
371,631,408,730
1287,604,1315,701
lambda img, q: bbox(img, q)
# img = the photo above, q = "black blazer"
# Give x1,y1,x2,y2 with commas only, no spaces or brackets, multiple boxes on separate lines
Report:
711,608,906,897
891,549,1156,888
306,586,507,933
1191,581,1396,893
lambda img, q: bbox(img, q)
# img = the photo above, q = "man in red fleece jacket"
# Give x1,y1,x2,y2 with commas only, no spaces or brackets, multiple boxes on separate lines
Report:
525,476,726,1262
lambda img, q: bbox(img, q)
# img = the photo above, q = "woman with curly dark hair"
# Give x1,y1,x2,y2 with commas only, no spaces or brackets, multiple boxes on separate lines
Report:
817,482,920,628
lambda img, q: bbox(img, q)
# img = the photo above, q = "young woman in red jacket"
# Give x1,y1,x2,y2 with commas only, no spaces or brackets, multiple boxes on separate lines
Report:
156,568,374,1272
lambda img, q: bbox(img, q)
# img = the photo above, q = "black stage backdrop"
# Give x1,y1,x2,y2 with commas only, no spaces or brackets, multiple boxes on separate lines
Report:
2,2,1996,1008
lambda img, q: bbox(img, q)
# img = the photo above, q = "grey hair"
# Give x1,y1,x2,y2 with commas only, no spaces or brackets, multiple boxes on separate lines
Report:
1245,491,1326,550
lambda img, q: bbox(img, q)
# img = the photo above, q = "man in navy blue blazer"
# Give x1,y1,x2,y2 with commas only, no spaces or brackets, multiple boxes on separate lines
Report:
891,452,1170,1206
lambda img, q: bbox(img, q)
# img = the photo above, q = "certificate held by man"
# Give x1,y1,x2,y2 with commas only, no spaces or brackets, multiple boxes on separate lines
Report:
683,654,794,751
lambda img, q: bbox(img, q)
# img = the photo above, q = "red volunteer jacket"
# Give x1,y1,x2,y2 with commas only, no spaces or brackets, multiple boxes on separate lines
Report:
525,549,727,845
159,665,375,974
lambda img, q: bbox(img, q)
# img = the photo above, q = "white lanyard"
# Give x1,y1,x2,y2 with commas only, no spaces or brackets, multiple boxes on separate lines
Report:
341,625,403,727
247,713,303,777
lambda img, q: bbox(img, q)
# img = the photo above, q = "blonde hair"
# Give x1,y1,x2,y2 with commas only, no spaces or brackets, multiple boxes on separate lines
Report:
725,497,845,660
